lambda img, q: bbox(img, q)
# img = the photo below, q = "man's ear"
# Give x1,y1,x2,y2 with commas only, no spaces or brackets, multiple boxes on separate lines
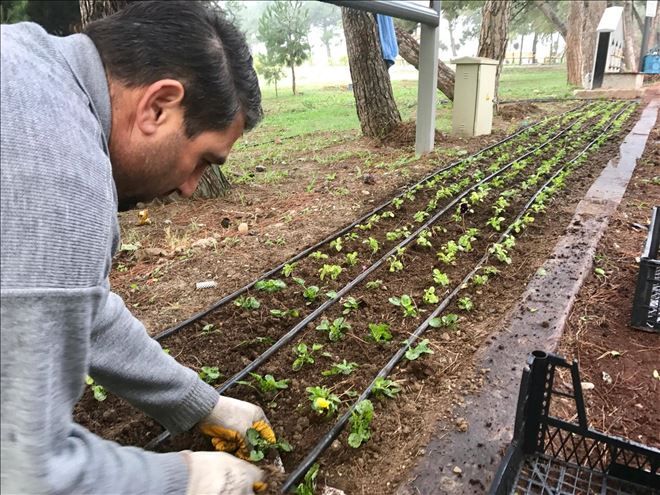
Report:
135,79,185,136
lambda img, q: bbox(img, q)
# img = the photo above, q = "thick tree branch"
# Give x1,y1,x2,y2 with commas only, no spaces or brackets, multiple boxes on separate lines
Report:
534,0,567,40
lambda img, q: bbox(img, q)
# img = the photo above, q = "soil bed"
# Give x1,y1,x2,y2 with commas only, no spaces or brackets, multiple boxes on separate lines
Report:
556,117,659,449
74,101,641,493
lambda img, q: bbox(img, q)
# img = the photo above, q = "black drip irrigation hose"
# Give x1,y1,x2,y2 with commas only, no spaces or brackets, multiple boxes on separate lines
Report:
280,101,635,492
153,102,591,342
144,109,592,451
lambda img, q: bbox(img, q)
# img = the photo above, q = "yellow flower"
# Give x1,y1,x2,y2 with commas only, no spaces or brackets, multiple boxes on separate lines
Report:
314,397,330,410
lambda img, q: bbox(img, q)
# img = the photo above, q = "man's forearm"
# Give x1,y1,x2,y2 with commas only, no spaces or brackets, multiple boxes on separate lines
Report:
89,288,219,433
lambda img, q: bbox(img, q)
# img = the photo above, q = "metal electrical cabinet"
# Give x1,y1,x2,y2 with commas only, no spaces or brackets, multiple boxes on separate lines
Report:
451,56,498,137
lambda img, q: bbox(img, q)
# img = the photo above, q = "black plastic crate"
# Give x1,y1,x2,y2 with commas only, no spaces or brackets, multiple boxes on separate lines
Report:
632,206,660,331
489,351,660,495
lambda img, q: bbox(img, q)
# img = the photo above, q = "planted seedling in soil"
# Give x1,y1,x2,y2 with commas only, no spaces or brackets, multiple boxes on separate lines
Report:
389,294,418,317
302,285,321,304
423,286,440,304
432,269,450,287
405,339,434,361
345,251,359,266
429,313,459,328
309,251,329,261
307,386,341,417
322,360,359,376
198,366,222,385
388,255,404,272
295,463,320,495
85,376,107,402
270,308,301,319
372,377,401,398
366,279,384,290
247,373,290,394
282,263,296,277
348,399,374,448
319,264,342,281
234,295,261,310
316,317,351,341
342,296,360,315
363,237,379,254
292,343,324,371
368,322,392,343
329,237,343,252
458,296,474,311
246,427,293,462
254,278,287,293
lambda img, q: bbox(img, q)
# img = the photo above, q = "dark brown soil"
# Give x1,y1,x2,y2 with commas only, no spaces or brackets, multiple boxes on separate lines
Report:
497,102,542,121
557,116,660,448
73,101,642,493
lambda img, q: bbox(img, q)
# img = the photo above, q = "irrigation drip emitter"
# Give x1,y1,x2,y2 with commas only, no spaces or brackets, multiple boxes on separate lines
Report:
280,100,635,492
153,102,592,342
145,104,600,450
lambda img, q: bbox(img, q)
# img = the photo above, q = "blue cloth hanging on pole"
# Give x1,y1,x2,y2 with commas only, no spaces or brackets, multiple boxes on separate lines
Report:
375,14,398,68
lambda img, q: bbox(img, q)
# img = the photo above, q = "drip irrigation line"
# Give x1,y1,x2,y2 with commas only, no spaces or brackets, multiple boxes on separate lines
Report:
144,109,591,451
154,103,591,342
280,101,634,493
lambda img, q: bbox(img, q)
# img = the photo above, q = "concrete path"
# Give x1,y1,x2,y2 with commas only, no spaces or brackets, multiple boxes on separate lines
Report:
398,98,659,495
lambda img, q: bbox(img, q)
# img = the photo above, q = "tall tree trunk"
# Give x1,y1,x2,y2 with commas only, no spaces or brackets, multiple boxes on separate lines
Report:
623,0,638,71
566,1,606,86
477,0,512,104
395,26,455,100
79,0,131,26
531,31,538,64
448,19,458,57
519,34,525,64
341,7,401,138
566,1,583,85
290,63,296,95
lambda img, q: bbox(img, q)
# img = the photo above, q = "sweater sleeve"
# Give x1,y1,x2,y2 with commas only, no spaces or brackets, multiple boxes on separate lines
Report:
89,285,219,434
0,288,190,495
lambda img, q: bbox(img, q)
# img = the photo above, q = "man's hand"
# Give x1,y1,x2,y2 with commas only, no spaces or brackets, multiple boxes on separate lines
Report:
199,396,276,460
182,451,266,494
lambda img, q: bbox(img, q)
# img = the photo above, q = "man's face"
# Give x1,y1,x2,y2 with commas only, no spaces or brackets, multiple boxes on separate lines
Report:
108,79,244,211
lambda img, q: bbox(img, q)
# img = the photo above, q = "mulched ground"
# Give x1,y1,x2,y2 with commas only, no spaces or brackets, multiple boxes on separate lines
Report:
557,118,660,449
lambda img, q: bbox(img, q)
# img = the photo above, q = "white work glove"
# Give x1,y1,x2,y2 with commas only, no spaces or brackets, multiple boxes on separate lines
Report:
182,451,266,494
198,396,276,460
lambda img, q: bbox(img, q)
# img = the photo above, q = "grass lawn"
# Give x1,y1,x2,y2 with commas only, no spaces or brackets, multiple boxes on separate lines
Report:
238,65,574,147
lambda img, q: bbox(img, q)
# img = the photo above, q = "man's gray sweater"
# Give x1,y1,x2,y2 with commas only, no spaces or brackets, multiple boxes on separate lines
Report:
1,23,220,494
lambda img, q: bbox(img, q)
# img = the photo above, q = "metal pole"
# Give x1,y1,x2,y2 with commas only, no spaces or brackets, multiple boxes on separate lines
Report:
415,0,440,156
639,16,652,72
323,0,440,26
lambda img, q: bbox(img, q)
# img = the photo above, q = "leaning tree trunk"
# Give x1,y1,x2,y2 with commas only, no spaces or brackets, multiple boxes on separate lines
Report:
290,63,297,95
342,7,401,138
531,31,538,64
478,0,512,106
395,26,455,100
448,19,458,57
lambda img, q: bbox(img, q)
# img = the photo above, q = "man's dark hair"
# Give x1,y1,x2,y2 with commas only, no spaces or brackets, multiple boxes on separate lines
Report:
84,1,262,138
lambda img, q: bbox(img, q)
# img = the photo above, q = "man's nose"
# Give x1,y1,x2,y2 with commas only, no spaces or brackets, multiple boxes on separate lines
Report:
177,167,206,198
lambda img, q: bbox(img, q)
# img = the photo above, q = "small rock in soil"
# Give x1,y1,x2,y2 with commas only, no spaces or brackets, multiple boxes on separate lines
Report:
441,332,451,341
255,165,266,172
581,382,595,391
362,173,376,185
331,440,342,451
453,466,463,475
455,417,469,432
220,217,231,228
238,222,249,235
